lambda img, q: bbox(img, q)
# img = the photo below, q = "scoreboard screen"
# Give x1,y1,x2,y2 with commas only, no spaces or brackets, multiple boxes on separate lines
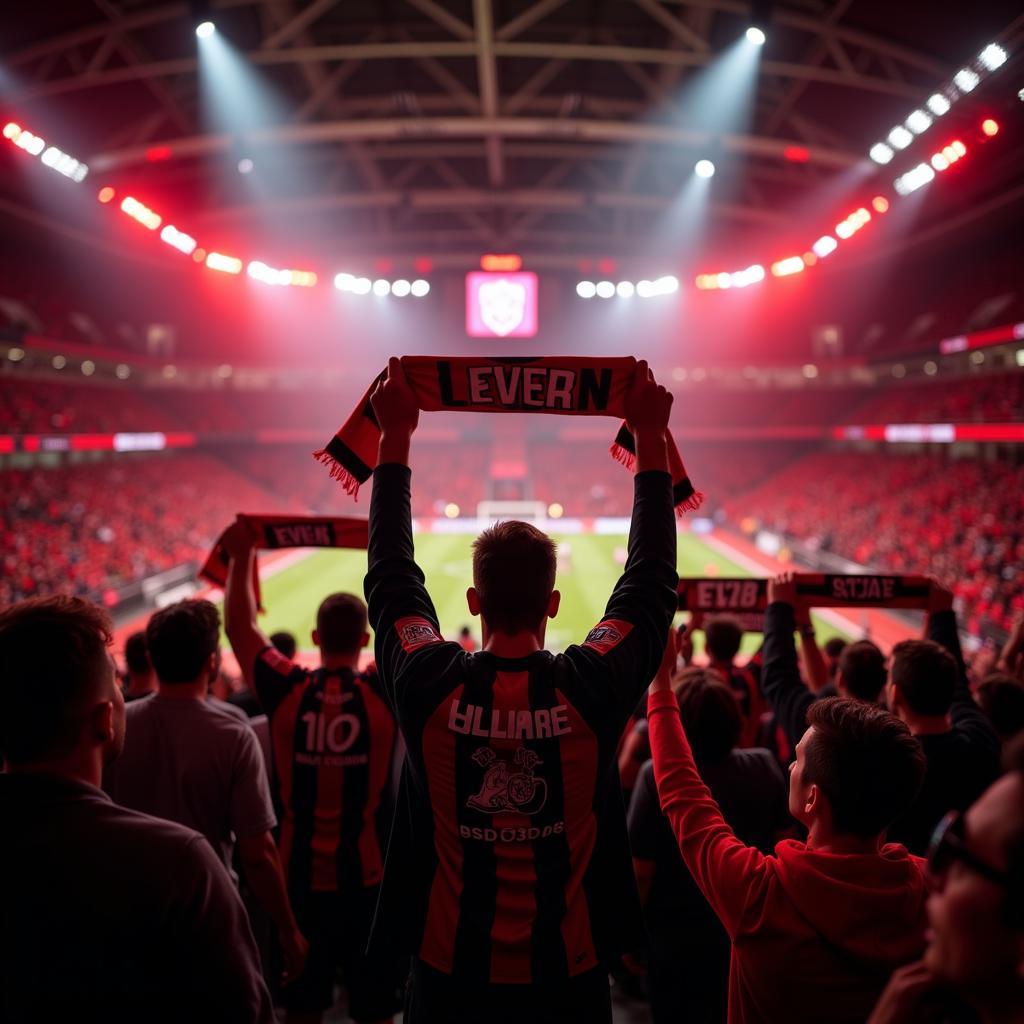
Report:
465,271,538,338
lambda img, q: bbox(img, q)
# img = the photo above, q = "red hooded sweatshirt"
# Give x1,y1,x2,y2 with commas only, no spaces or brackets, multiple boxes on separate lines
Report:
647,688,928,1023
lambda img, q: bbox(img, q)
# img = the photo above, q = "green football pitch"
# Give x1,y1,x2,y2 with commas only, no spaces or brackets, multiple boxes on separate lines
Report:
232,533,848,656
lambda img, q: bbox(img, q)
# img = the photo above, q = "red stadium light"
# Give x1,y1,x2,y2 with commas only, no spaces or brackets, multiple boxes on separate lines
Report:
97,186,115,204
771,256,805,277
783,145,809,163
145,145,172,162
119,195,161,230
981,118,999,137
481,253,523,272
206,251,242,274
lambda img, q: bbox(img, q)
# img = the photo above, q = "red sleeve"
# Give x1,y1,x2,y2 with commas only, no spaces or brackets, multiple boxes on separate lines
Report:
646,687,771,939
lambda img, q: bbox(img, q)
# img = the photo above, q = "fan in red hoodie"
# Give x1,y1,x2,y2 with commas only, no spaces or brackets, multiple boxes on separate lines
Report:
648,627,930,1024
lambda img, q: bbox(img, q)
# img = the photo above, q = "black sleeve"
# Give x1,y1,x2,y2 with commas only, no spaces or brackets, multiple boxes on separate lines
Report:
251,645,309,719
364,463,464,715
927,609,1000,760
761,602,815,751
558,470,678,730
626,761,661,861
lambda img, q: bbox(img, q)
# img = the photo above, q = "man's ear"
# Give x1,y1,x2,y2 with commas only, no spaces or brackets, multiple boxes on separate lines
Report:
91,700,115,746
547,590,560,620
835,669,847,697
466,587,480,617
804,782,820,817
312,628,320,648
207,650,220,682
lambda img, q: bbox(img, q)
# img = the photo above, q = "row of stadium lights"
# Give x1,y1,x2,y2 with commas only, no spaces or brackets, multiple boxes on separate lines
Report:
867,44,1006,166
2,122,89,182
97,187,428,295
575,276,680,299
2,37,1010,302
692,113,1000,291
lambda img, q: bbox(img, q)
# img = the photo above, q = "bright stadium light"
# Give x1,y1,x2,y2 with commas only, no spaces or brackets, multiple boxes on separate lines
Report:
954,67,980,93
978,43,1007,71
410,279,430,297
694,159,716,178
372,278,391,296
353,277,372,294
595,280,615,298
812,235,838,258
196,21,215,38
869,143,894,164
160,224,197,255
905,109,932,135
576,280,596,298
771,256,805,277
636,280,654,297
333,272,355,291
205,251,242,274
887,125,913,150
927,93,951,116
893,162,935,196
981,118,999,137
745,26,766,45
391,279,411,297
616,281,635,298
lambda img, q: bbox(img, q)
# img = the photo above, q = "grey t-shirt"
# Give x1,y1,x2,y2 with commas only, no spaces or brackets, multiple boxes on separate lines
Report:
104,693,277,869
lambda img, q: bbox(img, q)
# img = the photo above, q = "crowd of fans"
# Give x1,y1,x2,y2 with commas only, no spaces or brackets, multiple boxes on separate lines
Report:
1,361,1022,1024
728,451,1024,638
0,455,293,606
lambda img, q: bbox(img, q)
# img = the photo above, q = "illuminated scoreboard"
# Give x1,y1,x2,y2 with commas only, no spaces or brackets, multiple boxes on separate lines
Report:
465,270,538,338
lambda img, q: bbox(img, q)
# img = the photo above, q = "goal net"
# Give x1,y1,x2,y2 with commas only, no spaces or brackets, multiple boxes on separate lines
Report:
476,500,548,523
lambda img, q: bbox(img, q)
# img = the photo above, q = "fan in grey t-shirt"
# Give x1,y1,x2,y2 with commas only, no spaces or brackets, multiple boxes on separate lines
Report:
104,693,276,868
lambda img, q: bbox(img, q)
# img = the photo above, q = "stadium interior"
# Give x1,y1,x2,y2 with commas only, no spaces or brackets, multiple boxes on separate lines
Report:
1,2,1023,1021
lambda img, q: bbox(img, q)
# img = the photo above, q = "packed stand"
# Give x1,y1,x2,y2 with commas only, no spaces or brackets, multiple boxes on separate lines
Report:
842,372,1024,424
728,451,1024,638
0,454,296,606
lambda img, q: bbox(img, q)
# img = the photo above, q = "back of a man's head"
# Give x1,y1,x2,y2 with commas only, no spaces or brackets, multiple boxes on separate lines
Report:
675,667,742,762
704,615,743,665
146,599,220,684
975,674,1024,741
0,596,113,766
123,630,151,676
472,521,556,635
270,630,298,660
890,639,958,717
837,640,887,702
803,697,926,838
824,637,848,663
315,594,368,655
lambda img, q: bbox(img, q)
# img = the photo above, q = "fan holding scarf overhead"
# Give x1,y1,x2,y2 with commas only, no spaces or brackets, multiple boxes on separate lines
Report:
314,355,703,514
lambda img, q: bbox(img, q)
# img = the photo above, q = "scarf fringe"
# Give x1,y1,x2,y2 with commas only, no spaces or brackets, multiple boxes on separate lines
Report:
609,442,636,471
312,449,361,500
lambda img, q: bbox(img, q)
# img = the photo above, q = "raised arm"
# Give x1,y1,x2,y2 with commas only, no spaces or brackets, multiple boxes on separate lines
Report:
647,635,768,937
363,358,457,706
222,521,272,687
761,572,816,750
926,582,999,757
560,362,679,724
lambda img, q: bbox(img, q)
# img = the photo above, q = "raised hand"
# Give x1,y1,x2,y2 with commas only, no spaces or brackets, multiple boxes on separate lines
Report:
371,356,420,438
767,571,798,607
624,359,673,440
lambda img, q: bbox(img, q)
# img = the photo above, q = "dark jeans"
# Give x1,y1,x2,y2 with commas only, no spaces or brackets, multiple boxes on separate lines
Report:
404,959,613,1024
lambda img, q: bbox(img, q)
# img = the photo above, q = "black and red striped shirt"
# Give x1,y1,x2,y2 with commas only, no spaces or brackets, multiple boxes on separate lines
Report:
252,651,396,894
364,463,677,985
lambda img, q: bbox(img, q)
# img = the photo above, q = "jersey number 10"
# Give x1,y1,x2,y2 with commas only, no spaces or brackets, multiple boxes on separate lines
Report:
300,695,360,754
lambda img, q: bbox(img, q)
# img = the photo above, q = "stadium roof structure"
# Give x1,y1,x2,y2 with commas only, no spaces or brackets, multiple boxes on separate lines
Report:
2,1,1023,264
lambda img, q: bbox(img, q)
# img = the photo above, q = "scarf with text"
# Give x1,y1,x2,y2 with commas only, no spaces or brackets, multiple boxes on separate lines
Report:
678,574,933,623
200,514,369,611
314,356,702,514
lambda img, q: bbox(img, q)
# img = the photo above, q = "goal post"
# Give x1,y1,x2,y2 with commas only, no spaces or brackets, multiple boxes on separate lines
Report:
476,500,548,523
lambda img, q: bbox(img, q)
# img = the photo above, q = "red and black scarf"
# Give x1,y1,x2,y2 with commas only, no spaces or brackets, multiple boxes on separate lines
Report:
314,356,702,514
678,574,933,618
200,514,369,611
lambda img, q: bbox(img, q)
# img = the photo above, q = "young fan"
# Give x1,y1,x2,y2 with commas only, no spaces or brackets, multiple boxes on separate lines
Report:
364,357,678,1023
